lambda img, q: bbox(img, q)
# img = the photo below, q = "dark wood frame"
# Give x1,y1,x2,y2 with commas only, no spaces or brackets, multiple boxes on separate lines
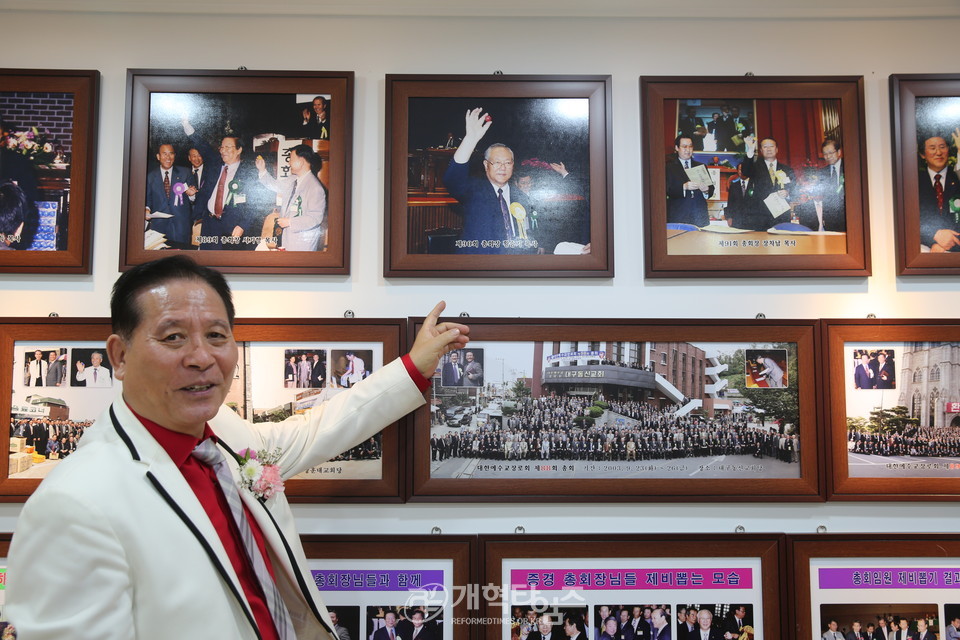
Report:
481,534,786,640
0,318,407,502
641,76,870,278
821,318,960,500
890,73,960,275
0,69,99,273
120,69,353,274
408,318,822,502
384,74,613,278
789,534,960,640
301,535,475,640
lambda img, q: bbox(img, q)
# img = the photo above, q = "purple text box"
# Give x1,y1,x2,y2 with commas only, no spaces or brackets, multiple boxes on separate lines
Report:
313,570,445,592
818,568,960,589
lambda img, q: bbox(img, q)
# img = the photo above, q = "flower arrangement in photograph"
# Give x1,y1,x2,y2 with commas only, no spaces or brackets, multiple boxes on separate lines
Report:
3,127,59,166
235,447,285,500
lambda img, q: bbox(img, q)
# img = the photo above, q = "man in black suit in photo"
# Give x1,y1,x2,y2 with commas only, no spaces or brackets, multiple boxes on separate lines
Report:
918,134,960,251
529,613,561,640
797,138,846,232
666,135,714,227
740,135,795,227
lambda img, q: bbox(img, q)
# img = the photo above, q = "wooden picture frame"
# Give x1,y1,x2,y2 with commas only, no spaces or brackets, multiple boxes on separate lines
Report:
0,318,407,502
481,534,785,640
302,535,475,640
408,318,822,502
120,69,353,274
641,76,870,278
789,534,960,640
384,74,613,278
0,68,99,273
821,319,960,501
890,73,960,274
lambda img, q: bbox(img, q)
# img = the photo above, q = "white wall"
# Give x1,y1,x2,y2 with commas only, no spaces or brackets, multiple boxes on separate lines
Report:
0,7,959,534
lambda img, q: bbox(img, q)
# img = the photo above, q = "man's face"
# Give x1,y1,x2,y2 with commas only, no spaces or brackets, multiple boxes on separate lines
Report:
829,621,838,631
599,606,610,620
918,620,927,632
632,607,641,619
188,148,203,168
922,136,950,172
732,107,741,117
605,619,618,634
449,352,459,364
879,619,887,628
384,613,397,628
330,612,339,625
900,620,908,630
106,279,237,437
620,610,629,623
853,622,861,632
878,353,887,364
91,352,102,367
676,138,694,161
652,611,664,628
33,350,42,361
484,146,514,188
219,137,242,165
313,98,327,117
412,613,424,628
698,610,712,630
822,143,842,167
289,149,308,176
736,607,745,619
538,617,553,634
861,354,870,366
563,619,576,637
465,352,474,363
300,354,307,361
517,175,533,194
157,144,175,170
760,138,778,161
312,354,319,362
687,610,698,624
48,351,57,363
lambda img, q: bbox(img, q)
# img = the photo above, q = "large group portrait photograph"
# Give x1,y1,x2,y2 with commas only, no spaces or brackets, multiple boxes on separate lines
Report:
385,75,612,278
823,320,960,500
121,69,353,274
891,74,960,275
0,69,98,273
412,320,819,501
641,76,870,278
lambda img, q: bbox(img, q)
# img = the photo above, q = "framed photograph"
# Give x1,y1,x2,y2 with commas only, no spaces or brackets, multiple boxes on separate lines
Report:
408,318,821,502
120,69,353,274
481,534,784,640
0,69,99,273
890,74,960,274
822,319,960,501
0,318,407,501
302,535,475,640
790,534,960,640
384,74,613,278
641,76,870,278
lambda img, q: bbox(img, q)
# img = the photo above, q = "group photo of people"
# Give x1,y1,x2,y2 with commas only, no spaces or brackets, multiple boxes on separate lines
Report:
365,605,443,640
405,97,591,255
142,91,333,252
818,607,940,640
665,97,847,241
851,349,897,390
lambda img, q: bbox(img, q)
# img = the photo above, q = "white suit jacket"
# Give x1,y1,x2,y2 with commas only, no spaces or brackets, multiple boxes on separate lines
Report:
7,359,424,639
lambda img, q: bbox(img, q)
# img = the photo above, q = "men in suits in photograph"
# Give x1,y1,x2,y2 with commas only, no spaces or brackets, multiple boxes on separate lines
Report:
694,609,722,640
711,106,737,152
630,607,651,639
666,135,714,227
407,609,435,640
74,351,112,387
528,613,560,640
798,138,846,232
944,616,960,640
915,619,935,640
5,255,469,639
730,107,751,152
301,96,330,140
145,143,193,246
650,609,670,640
441,350,463,387
740,136,795,226
892,619,915,640
296,353,312,388
724,163,769,231
462,350,483,386
256,144,326,251
310,353,325,388
677,106,705,151
27,349,46,386
618,608,636,640
183,118,271,250
876,351,896,389
679,608,698,640
823,620,843,640
374,611,401,640
186,147,212,223
329,609,352,640
854,353,876,389
847,621,867,640
564,613,589,640
721,605,747,639
45,350,65,387
442,107,534,254
340,351,365,388
918,134,960,252
874,616,892,640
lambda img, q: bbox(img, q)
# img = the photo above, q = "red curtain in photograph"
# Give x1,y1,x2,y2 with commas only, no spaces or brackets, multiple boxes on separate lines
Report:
753,99,826,171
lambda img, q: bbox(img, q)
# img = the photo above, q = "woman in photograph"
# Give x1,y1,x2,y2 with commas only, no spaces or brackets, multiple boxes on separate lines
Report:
284,355,297,388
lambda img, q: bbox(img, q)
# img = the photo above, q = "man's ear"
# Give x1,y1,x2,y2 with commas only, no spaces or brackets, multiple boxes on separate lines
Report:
105,334,127,381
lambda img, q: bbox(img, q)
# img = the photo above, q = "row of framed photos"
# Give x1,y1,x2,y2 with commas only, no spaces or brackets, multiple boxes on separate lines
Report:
2,532,958,639
3,68,960,277
3,316,959,503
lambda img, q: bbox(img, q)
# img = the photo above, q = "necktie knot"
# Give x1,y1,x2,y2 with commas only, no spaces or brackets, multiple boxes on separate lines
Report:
191,437,223,467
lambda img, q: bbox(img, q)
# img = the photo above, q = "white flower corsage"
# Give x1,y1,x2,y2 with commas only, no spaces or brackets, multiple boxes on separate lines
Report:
236,447,285,500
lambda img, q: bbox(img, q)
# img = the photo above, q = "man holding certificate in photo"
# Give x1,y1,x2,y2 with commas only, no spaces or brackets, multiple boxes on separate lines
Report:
665,135,715,227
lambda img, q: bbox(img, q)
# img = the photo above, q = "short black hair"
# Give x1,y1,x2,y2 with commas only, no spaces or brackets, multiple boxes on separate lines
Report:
675,135,693,147
564,613,586,633
111,255,235,339
0,181,27,236
822,138,842,152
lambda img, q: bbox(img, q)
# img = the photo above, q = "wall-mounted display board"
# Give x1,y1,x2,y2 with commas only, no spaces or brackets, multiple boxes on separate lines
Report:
821,319,960,500
302,535,475,640
121,69,353,274
790,534,960,640
0,68,99,273
408,318,822,502
0,317,408,502
481,534,784,640
641,76,870,278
